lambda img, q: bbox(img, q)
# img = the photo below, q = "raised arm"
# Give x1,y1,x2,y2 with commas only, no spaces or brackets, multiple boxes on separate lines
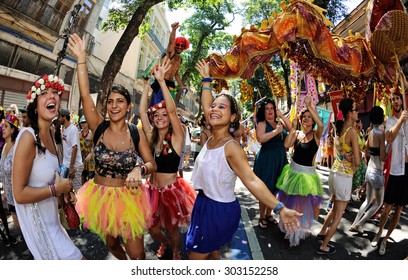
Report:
195,60,213,119
68,33,103,132
166,22,179,56
140,78,153,139
305,95,324,140
284,118,298,149
153,59,184,149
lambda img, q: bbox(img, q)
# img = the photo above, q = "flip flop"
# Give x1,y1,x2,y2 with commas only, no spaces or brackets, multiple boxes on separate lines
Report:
258,219,268,229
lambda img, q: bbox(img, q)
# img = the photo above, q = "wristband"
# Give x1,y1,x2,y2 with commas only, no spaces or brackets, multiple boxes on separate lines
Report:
77,62,86,65
49,184,58,197
202,77,213,83
273,202,285,214
202,86,213,91
140,164,148,176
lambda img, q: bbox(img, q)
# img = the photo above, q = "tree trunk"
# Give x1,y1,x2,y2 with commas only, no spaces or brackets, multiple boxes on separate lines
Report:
96,0,163,116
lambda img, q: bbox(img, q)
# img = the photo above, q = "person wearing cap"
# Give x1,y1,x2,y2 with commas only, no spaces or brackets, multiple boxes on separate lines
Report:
58,109,84,191
149,22,189,107
0,114,20,247
12,74,83,259
78,115,95,184
19,106,30,128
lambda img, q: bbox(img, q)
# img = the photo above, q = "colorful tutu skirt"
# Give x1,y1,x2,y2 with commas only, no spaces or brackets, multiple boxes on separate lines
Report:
276,161,323,246
147,177,196,231
185,190,240,254
75,179,152,243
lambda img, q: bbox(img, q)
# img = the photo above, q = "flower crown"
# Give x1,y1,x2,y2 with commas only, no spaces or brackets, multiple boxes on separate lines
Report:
148,100,166,120
26,74,65,104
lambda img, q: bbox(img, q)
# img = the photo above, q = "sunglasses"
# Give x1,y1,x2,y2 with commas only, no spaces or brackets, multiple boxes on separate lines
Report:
175,43,185,48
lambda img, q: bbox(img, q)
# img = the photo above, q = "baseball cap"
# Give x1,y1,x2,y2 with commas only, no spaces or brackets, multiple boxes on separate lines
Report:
79,115,86,123
20,106,27,113
5,114,19,128
59,109,70,117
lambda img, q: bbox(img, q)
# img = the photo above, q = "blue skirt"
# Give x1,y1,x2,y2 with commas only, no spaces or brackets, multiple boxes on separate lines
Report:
185,190,240,254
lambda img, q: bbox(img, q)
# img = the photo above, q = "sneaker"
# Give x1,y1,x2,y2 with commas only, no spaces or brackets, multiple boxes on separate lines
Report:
316,234,326,242
379,240,387,256
371,233,381,247
317,245,336,255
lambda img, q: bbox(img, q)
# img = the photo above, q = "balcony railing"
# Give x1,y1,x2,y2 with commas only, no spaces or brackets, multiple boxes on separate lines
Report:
1,0,67,34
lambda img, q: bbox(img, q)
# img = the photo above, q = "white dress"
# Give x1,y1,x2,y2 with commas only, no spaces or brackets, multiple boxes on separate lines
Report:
13,128,82,260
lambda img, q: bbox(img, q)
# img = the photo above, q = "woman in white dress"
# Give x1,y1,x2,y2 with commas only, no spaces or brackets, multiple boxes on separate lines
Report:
12,74,84,260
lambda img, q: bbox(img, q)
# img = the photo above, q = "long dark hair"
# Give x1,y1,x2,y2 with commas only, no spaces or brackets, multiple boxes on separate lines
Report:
335,98,353,137
26,99,46,153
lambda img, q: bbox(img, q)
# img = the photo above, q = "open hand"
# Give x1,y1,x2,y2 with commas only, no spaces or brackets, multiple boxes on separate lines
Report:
196,59,210,79
68,33,86,59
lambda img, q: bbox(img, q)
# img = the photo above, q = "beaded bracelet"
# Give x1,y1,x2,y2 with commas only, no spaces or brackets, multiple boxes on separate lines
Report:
273,202,285,214
202,77,213,83
202,86,213,91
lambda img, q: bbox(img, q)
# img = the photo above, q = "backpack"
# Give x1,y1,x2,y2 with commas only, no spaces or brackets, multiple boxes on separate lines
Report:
93,120,140,151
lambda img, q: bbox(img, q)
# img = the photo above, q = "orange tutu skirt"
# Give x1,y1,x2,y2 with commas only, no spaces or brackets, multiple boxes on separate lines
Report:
75,179,152,243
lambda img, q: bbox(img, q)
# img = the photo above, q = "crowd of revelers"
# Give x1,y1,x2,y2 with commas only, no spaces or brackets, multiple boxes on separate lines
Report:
1,26,407,260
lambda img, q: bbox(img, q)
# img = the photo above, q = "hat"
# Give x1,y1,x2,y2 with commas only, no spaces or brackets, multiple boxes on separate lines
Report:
5,114,19,128
79,115,86,123
59,109,70,117
20,106,27,113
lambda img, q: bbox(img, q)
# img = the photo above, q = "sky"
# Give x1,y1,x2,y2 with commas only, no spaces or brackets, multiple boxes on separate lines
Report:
166,0,362,37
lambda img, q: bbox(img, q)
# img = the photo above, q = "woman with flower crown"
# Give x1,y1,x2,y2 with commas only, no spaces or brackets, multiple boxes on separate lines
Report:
139,59,196,260
68,34,157,260
12,74,84,259
316,98,360,255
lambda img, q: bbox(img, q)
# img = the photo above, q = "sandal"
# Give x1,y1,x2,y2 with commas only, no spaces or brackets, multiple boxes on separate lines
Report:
266,215,278,225
156,242,168,259
173,251,182,260
258,219,268,229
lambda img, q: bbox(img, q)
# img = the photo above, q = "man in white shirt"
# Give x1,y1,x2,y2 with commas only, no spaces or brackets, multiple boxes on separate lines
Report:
371,90,408,256
58,109,84,190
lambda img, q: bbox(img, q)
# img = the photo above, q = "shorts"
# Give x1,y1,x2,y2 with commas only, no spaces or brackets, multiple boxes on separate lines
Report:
328,171,353,201
365,167,384,189
384,171,408,206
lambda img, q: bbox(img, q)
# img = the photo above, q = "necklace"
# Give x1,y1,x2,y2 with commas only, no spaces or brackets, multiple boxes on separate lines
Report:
154,133,172,157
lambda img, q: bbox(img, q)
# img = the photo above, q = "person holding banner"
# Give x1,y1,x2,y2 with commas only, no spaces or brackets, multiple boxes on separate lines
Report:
275,95,324,246
316,98,360,255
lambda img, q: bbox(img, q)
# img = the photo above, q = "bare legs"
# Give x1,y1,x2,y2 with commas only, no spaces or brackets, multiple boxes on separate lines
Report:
318,199,348,251
149,222,182,259
188,250,220,260
106,234,145,260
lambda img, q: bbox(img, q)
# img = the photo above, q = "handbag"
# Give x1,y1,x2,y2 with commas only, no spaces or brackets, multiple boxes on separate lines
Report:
63,201,80,229
50,129,80,230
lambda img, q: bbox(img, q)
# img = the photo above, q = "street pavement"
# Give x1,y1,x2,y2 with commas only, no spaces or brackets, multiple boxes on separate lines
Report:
1,154,407,260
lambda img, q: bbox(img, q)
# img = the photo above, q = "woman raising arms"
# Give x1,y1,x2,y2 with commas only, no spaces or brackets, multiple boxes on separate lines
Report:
139,60,196,260
68,33,156,260
185,60,302,260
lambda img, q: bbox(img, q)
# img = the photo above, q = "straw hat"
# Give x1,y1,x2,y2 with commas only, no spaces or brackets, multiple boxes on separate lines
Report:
369,10,408,64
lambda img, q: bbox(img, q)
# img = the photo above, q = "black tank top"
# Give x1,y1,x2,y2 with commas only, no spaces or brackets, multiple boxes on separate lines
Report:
154,149,181,173
292,133,318,166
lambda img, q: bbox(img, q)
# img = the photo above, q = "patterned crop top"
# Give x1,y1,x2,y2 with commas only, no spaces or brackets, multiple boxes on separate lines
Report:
94,136,138,179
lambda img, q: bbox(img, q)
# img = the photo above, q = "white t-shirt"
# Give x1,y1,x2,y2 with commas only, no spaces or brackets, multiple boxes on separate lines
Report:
62,124,83,169
385,115,408,176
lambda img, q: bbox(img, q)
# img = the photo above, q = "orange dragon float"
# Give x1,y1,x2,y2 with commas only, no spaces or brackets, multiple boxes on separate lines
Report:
206,0,408,104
